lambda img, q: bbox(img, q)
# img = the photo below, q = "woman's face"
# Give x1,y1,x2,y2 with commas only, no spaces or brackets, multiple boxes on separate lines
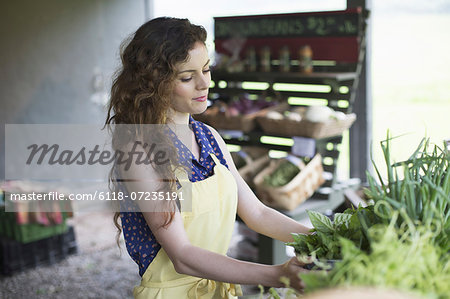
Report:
170,41,211,118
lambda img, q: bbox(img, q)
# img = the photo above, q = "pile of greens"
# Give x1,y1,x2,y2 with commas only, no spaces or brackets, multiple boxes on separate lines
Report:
287,207,380,260
300,213,450,299
366,136,449,251
264,160,300,187
285,134,449,298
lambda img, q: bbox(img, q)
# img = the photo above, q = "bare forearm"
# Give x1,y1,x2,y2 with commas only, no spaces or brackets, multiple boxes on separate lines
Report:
175,244,282,287
246,206,311,243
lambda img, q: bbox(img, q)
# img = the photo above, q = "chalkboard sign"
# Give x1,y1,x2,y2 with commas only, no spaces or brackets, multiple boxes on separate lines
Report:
214,9,363,39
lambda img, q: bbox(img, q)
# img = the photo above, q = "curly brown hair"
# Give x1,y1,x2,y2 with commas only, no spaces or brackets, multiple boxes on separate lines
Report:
104,17,207,248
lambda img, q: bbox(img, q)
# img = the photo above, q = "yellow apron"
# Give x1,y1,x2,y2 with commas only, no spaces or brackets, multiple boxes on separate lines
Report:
133,154,243,299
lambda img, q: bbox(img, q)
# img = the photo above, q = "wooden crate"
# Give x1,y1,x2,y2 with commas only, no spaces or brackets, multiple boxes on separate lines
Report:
256,103,356,139
253,154,325,211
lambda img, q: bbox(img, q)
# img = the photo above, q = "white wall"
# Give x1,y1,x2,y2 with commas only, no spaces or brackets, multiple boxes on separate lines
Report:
0,0,148,179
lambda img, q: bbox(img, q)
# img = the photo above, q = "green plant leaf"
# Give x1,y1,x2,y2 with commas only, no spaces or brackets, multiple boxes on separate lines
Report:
333,213,352,229
308,210,334,234
316,231,335,251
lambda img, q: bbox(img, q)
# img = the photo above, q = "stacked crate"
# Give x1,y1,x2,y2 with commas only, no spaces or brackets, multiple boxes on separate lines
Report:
0,190,77,276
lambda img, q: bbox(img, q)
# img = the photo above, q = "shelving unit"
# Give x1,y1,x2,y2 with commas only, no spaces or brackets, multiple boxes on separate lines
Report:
209,68,356,193
205,70,359,263
210,71,358,113
197,7,368,264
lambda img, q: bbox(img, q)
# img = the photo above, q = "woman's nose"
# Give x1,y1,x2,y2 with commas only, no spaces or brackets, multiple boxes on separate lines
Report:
196,73,210,90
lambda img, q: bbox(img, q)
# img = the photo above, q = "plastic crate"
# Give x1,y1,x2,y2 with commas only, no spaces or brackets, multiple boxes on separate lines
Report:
0,208,68,244
0,226,77,276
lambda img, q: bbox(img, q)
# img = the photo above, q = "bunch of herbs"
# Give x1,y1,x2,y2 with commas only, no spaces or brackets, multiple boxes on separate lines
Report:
287,206,381,260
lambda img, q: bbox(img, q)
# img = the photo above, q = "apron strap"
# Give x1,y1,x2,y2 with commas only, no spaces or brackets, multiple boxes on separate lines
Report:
175,153,221,189
209,152,220,164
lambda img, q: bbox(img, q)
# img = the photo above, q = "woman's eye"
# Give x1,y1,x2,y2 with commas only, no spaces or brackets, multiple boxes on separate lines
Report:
181,77,192,82
203,69,210,73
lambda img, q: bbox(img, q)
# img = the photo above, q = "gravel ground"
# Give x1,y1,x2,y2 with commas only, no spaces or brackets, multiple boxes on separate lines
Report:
0,245,140,299
0,212,141,299
0,211,263,299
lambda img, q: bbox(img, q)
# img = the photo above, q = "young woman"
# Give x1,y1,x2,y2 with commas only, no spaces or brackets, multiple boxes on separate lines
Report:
105,17,312,298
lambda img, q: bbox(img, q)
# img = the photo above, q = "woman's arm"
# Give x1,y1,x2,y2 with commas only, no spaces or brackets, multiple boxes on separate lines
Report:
119,142,306,291
142,209,306,290
206,125,312,243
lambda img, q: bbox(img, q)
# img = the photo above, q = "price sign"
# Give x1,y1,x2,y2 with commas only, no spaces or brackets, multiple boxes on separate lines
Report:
292,136,316,158
215,10,361,39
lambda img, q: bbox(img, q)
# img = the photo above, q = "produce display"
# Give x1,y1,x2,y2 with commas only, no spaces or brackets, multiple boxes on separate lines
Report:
194,95,280,132
304,106,334,122
257,102,357,139
265,105,347,123
265,110,302,122
215,96,277,117
253,154,323,211
284,134,450,299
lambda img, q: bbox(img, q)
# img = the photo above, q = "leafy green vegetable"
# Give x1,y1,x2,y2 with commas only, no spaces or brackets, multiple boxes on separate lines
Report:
287,207,381,260
308,210,333,234
366,133,450,251
264,160,300,187
299,212,450,299
332,213,352,228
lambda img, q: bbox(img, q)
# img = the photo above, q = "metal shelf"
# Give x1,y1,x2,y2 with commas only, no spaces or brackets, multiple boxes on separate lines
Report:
211,70,357,84
210,67,358,266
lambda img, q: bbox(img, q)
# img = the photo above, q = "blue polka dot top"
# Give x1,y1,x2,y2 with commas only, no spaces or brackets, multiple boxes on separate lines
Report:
119,115,229,277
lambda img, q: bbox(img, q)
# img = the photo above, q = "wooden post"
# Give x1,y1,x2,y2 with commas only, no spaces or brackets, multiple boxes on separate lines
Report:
348,0,372,182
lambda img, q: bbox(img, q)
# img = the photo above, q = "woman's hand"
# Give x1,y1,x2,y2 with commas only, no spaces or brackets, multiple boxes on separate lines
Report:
276,256,310,293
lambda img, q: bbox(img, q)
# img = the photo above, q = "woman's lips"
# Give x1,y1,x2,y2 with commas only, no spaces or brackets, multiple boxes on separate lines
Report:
193,96,207,102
